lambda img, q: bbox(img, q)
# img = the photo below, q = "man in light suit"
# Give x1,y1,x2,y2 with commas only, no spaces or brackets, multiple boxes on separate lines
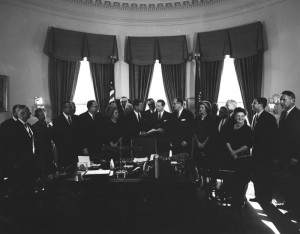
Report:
276,91,300,211
52,101,78,169
171,97,194,154
250,97,278,204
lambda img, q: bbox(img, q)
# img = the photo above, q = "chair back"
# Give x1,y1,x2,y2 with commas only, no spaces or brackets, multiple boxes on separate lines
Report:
131,136,157,158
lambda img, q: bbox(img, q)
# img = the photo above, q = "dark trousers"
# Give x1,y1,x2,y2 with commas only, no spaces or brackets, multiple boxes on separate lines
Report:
252,160,274,202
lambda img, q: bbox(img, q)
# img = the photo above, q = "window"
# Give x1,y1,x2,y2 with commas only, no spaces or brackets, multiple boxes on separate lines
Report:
217,56,244,109
146,61,170,112
73,59,96,115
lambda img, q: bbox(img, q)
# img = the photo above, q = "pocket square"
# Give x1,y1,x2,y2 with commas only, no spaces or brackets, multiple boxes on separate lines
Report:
164,120,167,122
181,119,186,121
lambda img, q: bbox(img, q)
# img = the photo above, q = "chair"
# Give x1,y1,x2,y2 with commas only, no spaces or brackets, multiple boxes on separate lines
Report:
131,136,157,158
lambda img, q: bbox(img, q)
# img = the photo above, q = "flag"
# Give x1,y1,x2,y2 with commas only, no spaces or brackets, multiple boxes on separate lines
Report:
109,79,115,103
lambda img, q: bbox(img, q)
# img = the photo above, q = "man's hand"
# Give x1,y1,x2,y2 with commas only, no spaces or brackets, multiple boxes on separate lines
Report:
140,131,148,136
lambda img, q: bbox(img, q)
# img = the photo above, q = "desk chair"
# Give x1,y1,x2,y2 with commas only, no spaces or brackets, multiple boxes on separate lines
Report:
131,136,157,158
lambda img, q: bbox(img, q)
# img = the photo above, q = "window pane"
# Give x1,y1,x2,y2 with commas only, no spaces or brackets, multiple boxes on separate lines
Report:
73,60,96,115
146,61,170,112
217,56,244,109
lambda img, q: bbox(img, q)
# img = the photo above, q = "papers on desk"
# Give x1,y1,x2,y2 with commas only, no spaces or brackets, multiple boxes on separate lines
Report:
133,157,148,163
78,156,91,167
84,169,111,175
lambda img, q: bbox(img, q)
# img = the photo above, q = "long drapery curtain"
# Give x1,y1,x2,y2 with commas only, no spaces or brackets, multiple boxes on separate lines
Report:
44,27,118,118
126,36,188,108
195,22,264,119
49,57,80,117
161,63,186,112
90,63,115,113
234,53,263,122
195,60,224,114
129,64,154,106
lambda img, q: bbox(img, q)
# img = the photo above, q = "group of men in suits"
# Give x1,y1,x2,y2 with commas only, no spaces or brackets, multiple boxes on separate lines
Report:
250,91,300,210
1,91,299,211
125,97,194,155
0,104,35,198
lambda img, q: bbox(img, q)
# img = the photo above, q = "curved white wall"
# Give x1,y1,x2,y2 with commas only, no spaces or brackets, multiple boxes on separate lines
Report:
0,0,299,121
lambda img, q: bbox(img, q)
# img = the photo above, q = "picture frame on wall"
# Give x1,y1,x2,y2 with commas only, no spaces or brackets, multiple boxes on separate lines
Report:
0,75,8,112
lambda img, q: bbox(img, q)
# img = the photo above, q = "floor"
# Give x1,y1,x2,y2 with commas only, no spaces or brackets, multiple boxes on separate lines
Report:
1,181,300,234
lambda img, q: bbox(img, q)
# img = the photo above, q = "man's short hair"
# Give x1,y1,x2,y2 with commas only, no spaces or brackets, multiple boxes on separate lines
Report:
255,97,268,109
87,100,96,109
147,98,154,103
226,99,237,107
61,101,71,109
133,99,142,108
34,108,44,118
12,104,20,114
174,97,183,105
17,105,28,117
120,96,128,102
282,90,296,100
157,99,165,106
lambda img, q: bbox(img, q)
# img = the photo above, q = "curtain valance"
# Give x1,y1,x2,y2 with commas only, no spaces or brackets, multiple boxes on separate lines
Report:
126,37,158,65
126,35,188,65
195,22,264,61
44,27,118,63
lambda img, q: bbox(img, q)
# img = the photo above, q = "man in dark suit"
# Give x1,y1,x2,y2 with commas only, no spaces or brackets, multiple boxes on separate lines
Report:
31,108,55,179
250,97,278,204
117,96,128,122
276,91,300,211
125,99,148,139
52,101,78,169
143,98,156,129
171,97,194,154
0,104,21,176
151,99,173,154
78,100,100,156
8,105,35,199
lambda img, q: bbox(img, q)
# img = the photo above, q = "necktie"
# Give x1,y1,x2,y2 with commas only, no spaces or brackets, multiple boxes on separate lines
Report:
24,123,35,153
158,113,161,120
24,123,33,138
252,114,258,130
68,115,72,125
279,110,287,124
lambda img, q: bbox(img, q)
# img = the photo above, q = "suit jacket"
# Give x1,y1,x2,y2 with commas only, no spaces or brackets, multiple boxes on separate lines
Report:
151,110,173,133
171,109,194,153
9,120,35,165
125,111,147,138
0,118,19,164
78,111,99,154
32,120,54,167
278,107,300,162
52,114,78,167
252,110,278,162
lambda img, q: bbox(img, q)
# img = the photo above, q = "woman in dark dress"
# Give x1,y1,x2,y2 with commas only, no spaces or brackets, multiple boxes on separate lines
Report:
104,106,123,147
223,107,252,207
194,101,215,183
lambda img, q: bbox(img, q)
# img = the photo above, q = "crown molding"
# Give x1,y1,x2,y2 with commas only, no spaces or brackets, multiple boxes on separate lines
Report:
63,0,227,11
1,0,286,26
